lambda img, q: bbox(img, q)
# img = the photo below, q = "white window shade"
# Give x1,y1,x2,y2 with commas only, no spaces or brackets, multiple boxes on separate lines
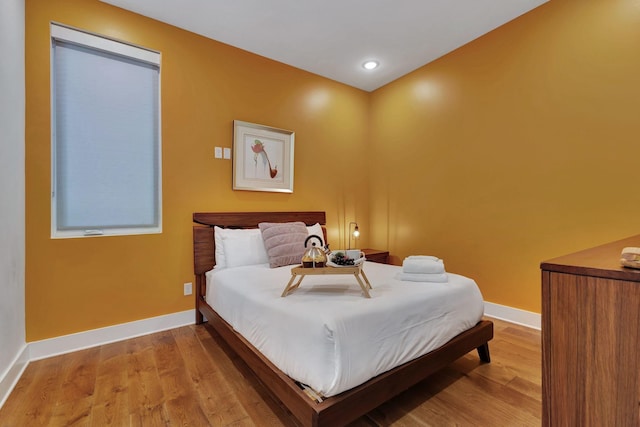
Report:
51,24,161,237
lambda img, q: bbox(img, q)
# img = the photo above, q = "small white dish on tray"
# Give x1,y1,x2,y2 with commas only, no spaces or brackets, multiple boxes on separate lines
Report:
327,255,366,268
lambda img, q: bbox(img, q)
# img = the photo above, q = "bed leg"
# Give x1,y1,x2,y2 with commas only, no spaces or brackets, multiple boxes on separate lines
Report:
195,274,205,325
477,343,491,363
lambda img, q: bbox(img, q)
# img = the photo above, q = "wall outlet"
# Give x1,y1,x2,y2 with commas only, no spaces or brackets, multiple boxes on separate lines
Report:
183,282,193,296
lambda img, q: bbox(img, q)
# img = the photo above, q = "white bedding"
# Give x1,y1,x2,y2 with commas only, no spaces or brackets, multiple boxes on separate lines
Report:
205,261,484,397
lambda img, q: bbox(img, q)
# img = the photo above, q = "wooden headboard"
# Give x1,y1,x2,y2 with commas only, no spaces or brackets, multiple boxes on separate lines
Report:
193,211,326,274
192,211,327,323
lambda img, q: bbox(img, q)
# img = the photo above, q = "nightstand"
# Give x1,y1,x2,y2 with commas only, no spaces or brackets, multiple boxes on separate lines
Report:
362,249,389,264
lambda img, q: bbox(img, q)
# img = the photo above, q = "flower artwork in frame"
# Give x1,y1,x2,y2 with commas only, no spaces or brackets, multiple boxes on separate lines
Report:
233,120,295,193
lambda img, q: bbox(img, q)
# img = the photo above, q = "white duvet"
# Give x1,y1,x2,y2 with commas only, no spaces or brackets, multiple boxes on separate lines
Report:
205,261,484,397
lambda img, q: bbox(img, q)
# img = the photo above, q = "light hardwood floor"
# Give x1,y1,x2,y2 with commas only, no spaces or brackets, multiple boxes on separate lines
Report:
0,318,540,426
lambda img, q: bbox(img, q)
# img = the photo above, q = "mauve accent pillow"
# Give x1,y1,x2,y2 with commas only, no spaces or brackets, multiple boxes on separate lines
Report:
259,221,308,268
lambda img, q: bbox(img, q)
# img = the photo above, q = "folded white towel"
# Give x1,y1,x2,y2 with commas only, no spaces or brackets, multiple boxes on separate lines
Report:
406,255,440,261
402,257,445,274
396,272,448,283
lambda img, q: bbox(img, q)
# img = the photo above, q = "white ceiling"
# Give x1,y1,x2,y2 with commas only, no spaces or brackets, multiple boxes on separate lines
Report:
100,0,548,92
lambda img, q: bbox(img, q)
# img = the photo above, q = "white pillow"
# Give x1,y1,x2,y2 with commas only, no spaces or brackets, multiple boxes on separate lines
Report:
214,226,267,269
306,223,325,249
223,233,269,268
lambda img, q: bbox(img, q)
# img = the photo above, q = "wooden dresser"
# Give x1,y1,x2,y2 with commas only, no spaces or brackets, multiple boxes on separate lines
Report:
541,235,640,426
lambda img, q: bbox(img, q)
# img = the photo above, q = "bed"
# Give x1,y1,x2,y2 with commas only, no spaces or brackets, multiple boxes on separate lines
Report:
193,211,493,427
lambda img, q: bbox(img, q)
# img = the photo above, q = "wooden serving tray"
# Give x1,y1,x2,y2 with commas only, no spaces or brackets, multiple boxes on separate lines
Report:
282,265,372,298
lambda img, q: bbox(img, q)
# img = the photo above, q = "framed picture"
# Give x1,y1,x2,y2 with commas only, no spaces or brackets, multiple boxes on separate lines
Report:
233,120,295,193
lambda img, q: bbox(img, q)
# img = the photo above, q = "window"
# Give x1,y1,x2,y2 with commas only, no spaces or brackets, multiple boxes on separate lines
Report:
50,23,161,238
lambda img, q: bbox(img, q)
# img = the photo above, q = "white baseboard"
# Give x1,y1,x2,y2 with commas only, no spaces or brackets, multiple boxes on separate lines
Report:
484,301,540,330
29,309,196,361
0,343,30,409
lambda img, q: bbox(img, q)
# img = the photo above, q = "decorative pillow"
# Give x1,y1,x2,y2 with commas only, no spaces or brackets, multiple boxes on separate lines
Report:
214,226,266,269
259,221,309,268
306,223,325,249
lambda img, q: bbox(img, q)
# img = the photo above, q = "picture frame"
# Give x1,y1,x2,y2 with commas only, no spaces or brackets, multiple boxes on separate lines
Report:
233,120,295,193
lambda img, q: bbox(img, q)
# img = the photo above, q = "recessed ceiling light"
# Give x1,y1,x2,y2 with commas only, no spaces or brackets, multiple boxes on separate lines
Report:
362,60,379,70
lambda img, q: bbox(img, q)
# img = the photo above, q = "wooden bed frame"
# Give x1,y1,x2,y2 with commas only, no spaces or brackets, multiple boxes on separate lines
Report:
193,211,493,427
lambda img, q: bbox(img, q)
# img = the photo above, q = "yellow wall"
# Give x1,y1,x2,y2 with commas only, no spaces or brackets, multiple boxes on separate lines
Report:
26,0,640,340
25,0,370,341
369,0,640,312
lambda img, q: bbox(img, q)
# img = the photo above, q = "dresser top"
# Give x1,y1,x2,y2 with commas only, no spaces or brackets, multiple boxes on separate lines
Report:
541,234,640,282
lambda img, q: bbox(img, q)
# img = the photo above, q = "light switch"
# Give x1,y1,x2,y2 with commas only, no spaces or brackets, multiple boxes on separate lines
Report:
214,147,222,158
223,147,231,159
